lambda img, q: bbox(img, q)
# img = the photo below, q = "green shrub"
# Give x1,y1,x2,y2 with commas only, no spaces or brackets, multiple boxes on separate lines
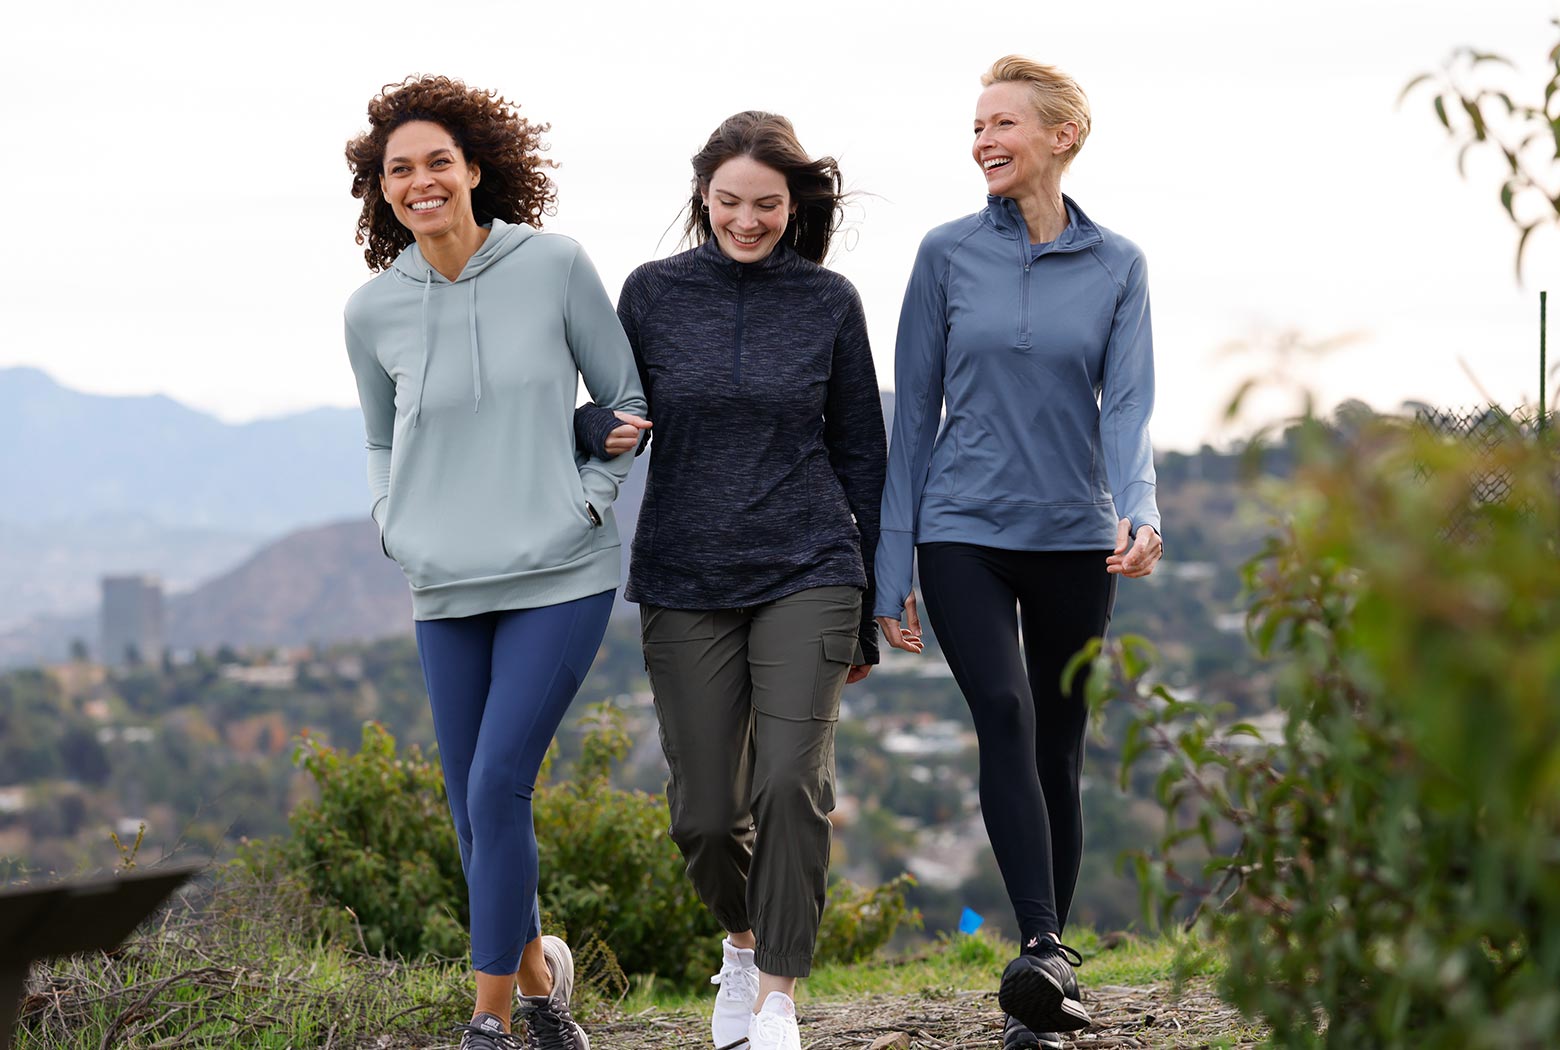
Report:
1090,415,1560,1048
254,704,919,987
531,702,721,987
243,722,468,960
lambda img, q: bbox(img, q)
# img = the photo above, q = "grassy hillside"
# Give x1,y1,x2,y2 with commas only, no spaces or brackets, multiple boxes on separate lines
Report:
14,869,1256,1049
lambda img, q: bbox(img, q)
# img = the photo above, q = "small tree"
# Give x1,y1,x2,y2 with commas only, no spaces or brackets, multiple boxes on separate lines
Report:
1092,416,1560,1048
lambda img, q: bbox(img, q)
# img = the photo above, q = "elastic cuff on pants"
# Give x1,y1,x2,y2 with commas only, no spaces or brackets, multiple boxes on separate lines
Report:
716,909,752,938
754,946,812,979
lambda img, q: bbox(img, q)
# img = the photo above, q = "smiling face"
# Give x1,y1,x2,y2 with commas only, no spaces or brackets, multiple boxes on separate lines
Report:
702,155,792,263
379,120,481,240
972,81,1072,197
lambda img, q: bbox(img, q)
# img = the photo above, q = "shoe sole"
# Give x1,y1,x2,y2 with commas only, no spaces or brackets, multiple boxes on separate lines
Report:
714,1040,750,1050
1004,1027,1065,1050
998,966,1091,1034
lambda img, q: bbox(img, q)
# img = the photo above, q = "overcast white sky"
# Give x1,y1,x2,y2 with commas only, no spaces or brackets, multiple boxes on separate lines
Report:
3,0,1556,450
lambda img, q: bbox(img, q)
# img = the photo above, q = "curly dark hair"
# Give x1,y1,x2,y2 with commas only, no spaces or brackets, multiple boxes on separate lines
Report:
346,75,557,272
683,111,847,265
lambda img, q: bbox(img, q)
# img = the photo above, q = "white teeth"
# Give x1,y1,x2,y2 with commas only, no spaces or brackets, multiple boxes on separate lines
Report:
732,233,762,244
983,157,1011,170
411,199,445,211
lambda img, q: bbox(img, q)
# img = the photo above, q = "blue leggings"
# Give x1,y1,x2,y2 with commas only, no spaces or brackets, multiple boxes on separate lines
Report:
414,590,614,975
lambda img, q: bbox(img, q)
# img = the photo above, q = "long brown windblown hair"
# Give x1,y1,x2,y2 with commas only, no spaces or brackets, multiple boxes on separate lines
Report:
345,75,557,272
683,111,847,265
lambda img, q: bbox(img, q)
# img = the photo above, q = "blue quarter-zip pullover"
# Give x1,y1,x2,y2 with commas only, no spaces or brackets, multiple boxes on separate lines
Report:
874,195,1159,619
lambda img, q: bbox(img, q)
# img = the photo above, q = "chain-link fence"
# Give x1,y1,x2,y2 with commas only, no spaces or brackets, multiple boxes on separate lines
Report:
1414,405,1549,539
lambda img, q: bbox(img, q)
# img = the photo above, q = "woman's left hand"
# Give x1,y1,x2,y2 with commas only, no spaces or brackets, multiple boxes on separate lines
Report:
1106,519,1162,578
846,664,873,684
604,411,653,456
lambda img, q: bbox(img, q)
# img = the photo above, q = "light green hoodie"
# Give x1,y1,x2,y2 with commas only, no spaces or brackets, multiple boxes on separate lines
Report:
344,219,646,619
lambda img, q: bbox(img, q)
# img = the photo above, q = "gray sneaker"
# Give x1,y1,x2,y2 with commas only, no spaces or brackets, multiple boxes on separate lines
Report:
453,1011,522,1049
516,935,590,1050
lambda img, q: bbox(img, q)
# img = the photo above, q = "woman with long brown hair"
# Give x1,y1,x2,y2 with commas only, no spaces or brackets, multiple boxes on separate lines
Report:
579,111,885,1050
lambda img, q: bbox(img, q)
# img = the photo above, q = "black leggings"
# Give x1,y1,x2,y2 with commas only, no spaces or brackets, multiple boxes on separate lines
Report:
918,543,1116,945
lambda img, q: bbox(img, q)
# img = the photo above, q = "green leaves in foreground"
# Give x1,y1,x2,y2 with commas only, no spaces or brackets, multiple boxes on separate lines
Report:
1090,415,1560,1049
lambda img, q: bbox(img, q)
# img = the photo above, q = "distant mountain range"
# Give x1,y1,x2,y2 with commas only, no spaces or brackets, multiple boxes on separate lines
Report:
0,367,368,534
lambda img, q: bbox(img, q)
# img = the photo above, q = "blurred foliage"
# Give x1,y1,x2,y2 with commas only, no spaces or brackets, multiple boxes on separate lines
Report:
1403,18,1560,279
815,872,922,965
1088,413,1560,1047
245,722,469,960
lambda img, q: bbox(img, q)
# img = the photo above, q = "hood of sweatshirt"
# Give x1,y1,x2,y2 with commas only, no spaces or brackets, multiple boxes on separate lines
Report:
388,218,538,425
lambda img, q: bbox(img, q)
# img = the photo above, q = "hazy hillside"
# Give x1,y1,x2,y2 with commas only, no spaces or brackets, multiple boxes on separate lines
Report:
0,461,649,665
0,514,260,632
0,521,411,664
0,367,367,534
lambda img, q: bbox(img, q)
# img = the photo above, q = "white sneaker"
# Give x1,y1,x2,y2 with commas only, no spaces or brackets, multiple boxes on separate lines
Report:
747,991,801,1050
710,937,760,1048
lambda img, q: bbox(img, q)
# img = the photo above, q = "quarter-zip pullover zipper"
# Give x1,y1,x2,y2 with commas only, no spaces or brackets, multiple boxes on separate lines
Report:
733,267,746,385
1018,234,1033,349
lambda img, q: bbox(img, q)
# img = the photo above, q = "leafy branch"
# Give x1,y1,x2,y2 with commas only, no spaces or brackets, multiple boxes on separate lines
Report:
1401,19,1560,280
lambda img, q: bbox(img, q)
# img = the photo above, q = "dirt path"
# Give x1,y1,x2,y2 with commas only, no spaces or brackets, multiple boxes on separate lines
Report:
590,979,1265,1049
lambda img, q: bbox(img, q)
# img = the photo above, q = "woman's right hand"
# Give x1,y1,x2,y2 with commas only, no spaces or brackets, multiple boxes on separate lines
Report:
604,411,653,455
876,593,924,654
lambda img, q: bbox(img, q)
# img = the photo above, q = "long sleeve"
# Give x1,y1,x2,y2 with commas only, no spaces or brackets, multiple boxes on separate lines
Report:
873,236,948,619
573,403,626,460
343,314,394,546
823,284,887,663
564,245,647,515
573,273,653,461
1099,252,1160,537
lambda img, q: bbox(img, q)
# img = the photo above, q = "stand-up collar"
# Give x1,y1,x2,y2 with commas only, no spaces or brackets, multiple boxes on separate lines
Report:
695,236,797,281
983,193,1103,253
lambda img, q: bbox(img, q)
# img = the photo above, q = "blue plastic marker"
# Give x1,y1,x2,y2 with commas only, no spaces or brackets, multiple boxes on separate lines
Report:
958,908,984,935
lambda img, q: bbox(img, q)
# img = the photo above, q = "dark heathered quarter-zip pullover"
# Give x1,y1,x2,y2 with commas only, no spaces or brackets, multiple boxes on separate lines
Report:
581,238,887,663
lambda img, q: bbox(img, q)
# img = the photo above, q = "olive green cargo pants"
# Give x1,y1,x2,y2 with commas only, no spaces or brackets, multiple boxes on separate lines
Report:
641,585,862,978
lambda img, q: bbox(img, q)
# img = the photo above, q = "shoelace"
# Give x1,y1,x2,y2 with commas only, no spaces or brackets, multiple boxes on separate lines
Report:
711,958,760,1005
451,1020,523,1050
1035,940,1085,967
749,1009,795,1047
517,997,580,1050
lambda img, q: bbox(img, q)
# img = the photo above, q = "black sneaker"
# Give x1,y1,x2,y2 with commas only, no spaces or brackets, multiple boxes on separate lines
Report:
453,1012,522,1049
1002,1015,1064,1050
998,940,1090,1034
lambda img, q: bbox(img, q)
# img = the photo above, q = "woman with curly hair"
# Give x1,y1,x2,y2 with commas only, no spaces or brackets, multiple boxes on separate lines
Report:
343,75,645,1050
577,112,885,1050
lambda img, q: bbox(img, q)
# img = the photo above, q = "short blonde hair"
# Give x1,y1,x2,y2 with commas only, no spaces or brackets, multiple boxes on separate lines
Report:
981,56,1091,168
